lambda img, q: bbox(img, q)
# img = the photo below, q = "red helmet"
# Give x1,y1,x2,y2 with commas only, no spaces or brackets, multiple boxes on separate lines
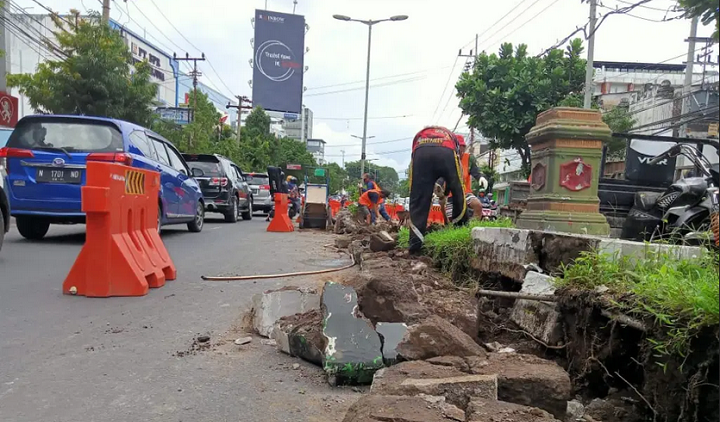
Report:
455,134,466,147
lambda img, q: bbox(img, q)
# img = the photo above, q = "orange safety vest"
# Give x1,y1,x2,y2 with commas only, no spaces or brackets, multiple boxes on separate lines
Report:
359,190,383,207
446,153,472,198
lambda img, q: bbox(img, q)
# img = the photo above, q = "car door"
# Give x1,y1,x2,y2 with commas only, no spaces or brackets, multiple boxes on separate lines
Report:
163,142,199,219
232,164,250,205
147,135,182,219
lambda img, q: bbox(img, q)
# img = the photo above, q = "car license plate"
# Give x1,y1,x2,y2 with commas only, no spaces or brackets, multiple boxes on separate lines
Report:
36,167,82,184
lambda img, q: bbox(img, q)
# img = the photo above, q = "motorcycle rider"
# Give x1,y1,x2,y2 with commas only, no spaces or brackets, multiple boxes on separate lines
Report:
287,175,301,217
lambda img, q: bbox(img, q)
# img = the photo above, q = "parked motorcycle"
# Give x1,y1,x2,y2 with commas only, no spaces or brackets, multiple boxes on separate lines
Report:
621,142,719,247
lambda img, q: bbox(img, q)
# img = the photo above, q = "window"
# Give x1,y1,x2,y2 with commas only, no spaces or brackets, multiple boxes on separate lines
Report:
129,131,156,159
164,143,188,174
232,165,244,181
7,118,123,152
149,137,170,166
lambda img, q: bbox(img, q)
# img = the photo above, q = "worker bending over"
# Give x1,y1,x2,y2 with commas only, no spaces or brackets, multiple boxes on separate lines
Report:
358,188,391,225
361,172,392,222
408,126,467,253
437,134,489,220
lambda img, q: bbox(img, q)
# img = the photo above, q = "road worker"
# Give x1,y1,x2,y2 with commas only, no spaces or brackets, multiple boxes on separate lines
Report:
358,188,391,225
407,126,467,253
437,134,489,220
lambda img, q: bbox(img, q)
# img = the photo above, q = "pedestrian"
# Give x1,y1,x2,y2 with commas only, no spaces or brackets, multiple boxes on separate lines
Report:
437,134,489,221
407,126,467,253
358,188,391,225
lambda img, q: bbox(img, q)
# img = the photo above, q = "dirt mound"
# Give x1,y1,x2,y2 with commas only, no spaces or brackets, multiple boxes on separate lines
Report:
348,255,478,340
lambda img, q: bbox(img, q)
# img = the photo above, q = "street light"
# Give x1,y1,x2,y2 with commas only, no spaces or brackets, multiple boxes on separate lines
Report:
333,13,408,180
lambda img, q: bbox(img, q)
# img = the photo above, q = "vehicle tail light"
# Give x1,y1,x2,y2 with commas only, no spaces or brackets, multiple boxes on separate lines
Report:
0,147,34,170
261,184,271,191
87,152,133,166
209,177,229,187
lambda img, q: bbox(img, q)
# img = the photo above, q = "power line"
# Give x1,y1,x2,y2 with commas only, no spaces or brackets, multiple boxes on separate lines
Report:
314,114,414,121
325,136,413,148
305,76,427,97
474,0,545,53
432,56,459,123
481,0,563,53
460,0,531,49
306,65,452,91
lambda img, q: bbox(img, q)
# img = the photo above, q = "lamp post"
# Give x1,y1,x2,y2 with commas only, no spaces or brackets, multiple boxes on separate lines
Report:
333,13,408,180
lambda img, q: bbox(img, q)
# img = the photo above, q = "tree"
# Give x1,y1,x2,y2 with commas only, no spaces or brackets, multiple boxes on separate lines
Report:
152,90,223,153
7,11,157,126
601,105,636,159
325,162,348,194
456,39,586,177
345,160,400,192
678,0,718,40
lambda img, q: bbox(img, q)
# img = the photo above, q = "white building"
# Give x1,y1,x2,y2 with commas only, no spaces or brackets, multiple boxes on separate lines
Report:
4,13,235,125
282,107,312,142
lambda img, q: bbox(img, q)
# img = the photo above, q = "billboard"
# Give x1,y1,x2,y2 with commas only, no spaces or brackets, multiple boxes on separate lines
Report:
252,9,305,114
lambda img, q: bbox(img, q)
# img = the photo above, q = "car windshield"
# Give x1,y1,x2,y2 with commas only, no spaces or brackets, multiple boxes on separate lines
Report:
0,129,12,147
6,118,123,152
246,174,269,185
186,160,223,177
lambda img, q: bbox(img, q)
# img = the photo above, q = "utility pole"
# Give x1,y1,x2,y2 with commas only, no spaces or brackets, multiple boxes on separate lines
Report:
583,0,597,109
340,150,345,167
102,0,111,22
459,35,479,155
174,52,206,125
0,2,6,93
226,95,252,145
681,17,699,137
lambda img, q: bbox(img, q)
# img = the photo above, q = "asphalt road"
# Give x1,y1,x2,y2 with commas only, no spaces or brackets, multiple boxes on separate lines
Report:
0,214,360,422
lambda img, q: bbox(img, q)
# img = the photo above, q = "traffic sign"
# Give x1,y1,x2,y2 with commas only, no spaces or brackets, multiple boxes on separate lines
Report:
287,164,302,170
0,92,19,128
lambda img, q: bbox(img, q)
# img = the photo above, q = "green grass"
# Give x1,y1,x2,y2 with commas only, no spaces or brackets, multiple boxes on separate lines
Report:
558,249,720,358
397,218,514,284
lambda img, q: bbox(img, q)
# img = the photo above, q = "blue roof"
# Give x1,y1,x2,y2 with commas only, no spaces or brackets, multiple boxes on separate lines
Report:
18,114,148,134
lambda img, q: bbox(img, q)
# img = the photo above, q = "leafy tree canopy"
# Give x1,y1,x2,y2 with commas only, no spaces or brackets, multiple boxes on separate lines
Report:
345,160,400,193
456,39,586,176
7,11,157,126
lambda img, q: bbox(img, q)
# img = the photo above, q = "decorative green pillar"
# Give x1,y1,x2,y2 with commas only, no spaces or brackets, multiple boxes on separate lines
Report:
516,107,610,236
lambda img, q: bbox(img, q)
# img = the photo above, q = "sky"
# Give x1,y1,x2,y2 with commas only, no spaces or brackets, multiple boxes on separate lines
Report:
14,0,718,177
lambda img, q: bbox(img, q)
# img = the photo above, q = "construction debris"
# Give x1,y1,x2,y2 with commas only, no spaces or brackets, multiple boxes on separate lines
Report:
251,286,320,338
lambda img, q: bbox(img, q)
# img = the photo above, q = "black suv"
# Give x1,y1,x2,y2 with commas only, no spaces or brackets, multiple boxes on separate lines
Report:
182,154,253,222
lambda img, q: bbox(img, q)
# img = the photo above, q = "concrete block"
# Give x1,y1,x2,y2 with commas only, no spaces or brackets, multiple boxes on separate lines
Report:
251,286,320,338
467,399,559,421
511,271,562,347
342,394,466,422
375,322,407,365
596,237,702,263
471,227,537,280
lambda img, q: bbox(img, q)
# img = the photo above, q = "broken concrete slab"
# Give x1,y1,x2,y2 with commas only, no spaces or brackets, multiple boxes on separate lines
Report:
396,315,487,361
342,394,465,422
472,227,703,279
322,282,384,384
466,352,572,418
426,356,470,373
371,361,497,410
272,309,326,366
471,227,537,280
375,322,407,366
369,231,397,252
252,286,320,338
510,271,563,346
467,398,560,421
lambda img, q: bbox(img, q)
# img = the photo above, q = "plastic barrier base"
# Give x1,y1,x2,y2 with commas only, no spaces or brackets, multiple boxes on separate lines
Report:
267,193,295,232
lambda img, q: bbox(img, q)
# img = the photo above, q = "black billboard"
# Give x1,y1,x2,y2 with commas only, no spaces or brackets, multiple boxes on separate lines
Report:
252,10,305,114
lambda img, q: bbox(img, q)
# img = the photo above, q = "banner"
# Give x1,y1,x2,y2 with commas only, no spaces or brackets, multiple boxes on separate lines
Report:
252,9,305,114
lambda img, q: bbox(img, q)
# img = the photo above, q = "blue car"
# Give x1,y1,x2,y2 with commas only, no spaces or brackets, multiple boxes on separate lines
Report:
0,115,205,240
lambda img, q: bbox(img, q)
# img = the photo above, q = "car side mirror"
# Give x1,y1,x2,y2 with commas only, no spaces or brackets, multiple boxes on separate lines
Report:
191,168,204,177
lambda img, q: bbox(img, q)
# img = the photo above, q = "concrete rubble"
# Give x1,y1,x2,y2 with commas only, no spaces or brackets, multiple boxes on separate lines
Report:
396,315,487,361
466,398,560,421
272,309,326,366
375,322,407,366
369,230,397,252
342,394,466,422
251,286,320,338
509,271,563,346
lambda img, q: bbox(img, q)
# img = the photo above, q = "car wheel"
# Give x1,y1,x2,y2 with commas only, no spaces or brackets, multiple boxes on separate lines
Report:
225,196,239,223
187,201,205,232
242,197,253,221
16,216,50,240
157,203,163,235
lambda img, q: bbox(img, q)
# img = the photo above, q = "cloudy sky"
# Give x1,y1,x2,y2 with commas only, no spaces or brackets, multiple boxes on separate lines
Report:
17,0,717,176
